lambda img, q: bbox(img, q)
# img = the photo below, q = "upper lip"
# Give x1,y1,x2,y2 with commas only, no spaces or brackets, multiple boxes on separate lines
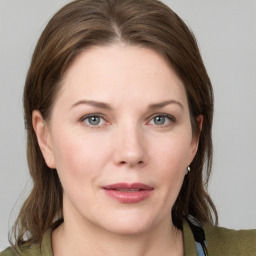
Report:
102,183,153,190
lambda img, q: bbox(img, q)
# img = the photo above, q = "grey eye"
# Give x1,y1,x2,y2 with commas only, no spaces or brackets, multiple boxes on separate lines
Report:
86,116,101,126
148,114,174,126
153,116,166,125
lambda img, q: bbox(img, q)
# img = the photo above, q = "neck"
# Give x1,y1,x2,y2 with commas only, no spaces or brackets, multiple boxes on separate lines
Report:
52,198,183,256
52,216,183,256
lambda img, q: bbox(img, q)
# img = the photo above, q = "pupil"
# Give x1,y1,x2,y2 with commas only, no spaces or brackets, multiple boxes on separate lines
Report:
89,117,100,125
154,116,165,125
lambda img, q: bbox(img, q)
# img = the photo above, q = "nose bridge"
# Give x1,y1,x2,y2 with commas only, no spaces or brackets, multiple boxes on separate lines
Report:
113,120,147,167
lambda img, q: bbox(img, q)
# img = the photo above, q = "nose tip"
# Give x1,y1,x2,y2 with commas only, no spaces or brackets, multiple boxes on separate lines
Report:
113,128,147,168
116,148,146,167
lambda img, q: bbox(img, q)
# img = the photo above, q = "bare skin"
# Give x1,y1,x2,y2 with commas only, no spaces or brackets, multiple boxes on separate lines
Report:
33,44,201,256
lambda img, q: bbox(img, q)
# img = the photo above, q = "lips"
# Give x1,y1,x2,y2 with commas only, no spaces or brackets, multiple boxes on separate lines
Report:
102,183,153,203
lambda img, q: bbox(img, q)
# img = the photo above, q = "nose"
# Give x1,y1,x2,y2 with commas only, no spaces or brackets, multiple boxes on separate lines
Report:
113,124,147,168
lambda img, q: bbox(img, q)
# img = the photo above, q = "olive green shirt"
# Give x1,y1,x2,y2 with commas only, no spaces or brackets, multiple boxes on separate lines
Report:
1,221,256,255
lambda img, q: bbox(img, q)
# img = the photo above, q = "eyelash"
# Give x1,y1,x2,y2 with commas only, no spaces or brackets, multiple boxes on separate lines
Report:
148,113,175,127
80,113,175,128
80,113,108,128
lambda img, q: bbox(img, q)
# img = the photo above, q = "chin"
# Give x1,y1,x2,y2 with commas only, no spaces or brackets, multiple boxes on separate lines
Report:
98,210,158,236
106,222,153,236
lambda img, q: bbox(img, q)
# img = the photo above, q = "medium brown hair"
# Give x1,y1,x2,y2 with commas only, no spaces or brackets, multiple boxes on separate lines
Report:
13,0,217,246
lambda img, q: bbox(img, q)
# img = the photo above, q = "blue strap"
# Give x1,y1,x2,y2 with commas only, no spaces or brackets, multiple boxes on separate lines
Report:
186,215,207,256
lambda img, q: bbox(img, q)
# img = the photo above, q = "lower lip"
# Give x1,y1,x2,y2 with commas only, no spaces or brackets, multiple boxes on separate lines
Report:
103,189,153,203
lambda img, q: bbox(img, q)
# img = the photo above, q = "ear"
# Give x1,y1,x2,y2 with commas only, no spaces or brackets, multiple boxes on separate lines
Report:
189,114,203,163
32,110,56,169
197,114,203,133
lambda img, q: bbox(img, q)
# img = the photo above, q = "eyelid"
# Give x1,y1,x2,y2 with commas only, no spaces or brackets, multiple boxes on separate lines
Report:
80,113,104,121
152,113,175,119
80,113,109,127
147,113,176,126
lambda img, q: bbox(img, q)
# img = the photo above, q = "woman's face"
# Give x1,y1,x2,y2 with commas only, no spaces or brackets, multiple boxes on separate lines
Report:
34,44,200,235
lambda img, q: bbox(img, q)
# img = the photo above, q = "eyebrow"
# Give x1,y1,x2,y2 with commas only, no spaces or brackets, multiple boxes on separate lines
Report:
70,99,184,111
70,100,113,110
148,100,184,110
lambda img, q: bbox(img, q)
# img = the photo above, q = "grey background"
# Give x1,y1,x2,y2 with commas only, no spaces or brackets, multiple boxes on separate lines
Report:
0,0,255,249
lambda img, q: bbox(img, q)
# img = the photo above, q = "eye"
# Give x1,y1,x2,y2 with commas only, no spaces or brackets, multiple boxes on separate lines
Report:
148,114,174,126
81,114,107,127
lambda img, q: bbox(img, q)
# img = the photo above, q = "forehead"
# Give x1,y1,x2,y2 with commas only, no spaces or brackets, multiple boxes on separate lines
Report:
55,44,188,110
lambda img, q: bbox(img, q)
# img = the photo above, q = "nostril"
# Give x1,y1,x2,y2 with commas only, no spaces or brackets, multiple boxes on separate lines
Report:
118,160,144,166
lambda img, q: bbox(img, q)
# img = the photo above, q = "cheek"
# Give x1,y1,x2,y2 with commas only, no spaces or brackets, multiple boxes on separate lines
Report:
152,133,192,171
51,131,111,188
150,133,192,195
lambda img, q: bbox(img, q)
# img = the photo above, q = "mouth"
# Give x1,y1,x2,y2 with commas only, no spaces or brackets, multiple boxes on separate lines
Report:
102,183,154,203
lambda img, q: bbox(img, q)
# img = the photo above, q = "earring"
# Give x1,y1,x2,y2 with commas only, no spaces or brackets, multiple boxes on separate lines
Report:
186,166,190,175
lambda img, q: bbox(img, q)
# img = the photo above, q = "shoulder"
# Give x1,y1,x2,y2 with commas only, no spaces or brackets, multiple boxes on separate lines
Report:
0,230,53,256
0,247,17,256
0,244,41,256
204,222,256,255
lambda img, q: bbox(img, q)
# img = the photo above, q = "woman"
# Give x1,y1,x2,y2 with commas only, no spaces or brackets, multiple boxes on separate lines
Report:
1,0,255,255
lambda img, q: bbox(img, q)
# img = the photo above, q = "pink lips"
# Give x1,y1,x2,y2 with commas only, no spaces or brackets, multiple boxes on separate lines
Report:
102,183,153,203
